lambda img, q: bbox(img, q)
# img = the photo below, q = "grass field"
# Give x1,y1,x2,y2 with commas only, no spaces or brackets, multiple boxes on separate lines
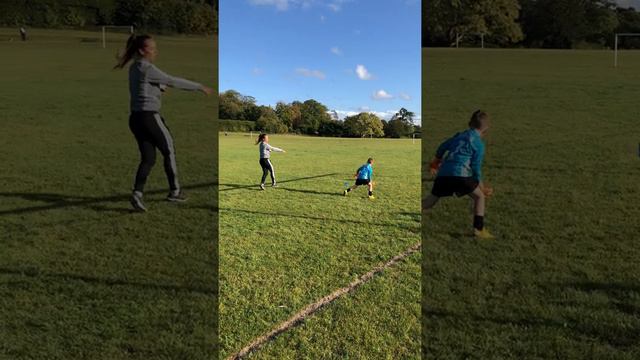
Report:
423,48,640,359
219,134,421,358
0,29,217,359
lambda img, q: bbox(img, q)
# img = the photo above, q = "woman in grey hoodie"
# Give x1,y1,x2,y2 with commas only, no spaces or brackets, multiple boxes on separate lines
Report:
255,133,285,190
114,34,213,212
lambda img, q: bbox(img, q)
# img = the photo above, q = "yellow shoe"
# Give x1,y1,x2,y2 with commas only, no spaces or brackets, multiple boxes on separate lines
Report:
368,195,376,200
343,190,348,196
473,228,495,239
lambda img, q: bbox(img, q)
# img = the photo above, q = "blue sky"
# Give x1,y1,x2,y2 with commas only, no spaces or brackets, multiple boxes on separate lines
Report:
219,0,421,122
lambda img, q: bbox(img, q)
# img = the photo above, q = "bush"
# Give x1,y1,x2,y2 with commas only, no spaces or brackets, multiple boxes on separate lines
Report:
219,119,256,133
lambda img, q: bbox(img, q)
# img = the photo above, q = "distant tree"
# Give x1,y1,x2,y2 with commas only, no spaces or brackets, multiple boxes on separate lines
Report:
343,113,384,137
275,102,296,130
424,0,523,47
299,99,331,134
219,90,244,120
613,7,640,48
318,119,345,137
290,101,304,131
256,106,287,133
243,101,262,122
520,0,618,48
384,108,415,138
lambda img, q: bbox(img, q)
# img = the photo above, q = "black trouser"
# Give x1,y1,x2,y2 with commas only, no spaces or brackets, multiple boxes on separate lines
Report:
129,111,179,192
259,158,275,185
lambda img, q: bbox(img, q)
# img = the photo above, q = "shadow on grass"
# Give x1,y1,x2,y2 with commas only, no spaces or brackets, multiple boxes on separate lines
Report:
564,281,640,317
0,266,214,295
215,207,420,233
0,182,216,216
488,163,640,176
219,173,340,192
425,280,640,348
278,187,343,197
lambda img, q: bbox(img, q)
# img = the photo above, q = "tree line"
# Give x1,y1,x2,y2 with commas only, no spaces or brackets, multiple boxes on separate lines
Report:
219,90,420,138
0,0,218,34
424,0,640,49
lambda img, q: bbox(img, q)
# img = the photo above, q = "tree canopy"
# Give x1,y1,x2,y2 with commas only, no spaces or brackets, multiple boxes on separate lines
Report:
219,90,417,138
0,0,217,34
424,0,636,49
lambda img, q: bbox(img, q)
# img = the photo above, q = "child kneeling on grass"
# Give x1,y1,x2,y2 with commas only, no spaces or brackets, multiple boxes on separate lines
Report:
424,110,495,239
343,158,375,200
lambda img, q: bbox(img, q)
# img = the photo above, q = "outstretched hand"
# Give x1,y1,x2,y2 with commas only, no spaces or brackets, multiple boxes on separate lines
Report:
481,184,494,198
429,158,442,176
201,86,213,96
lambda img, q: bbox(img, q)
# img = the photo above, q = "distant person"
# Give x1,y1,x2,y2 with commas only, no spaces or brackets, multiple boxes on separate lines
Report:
19,27,26,41
256,133,285,190
343,158,375,200
423,110,494,239
113,34,213,212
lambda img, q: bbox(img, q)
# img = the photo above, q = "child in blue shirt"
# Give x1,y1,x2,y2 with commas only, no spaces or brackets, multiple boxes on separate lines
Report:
424,110,494,239
343,158,375,200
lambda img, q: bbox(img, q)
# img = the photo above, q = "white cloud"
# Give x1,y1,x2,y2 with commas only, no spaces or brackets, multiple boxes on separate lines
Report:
295,67,326,80
371,110,398,120
249,0,290,11
372,89,393,100
252,67,264,76
320,14,326,22
330,47,342,55
249,0,352,11
399,92,411,100
327,0,351,12
355,64,372,80
329,108,402,121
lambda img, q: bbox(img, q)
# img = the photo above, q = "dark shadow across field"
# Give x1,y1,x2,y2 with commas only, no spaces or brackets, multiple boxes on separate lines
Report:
0,266,214,295
0,182,216,216
218,172,339,192
218,207,420,233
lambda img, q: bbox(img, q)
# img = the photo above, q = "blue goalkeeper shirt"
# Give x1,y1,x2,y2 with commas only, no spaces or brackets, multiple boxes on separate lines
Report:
435,128,485,181
356,164,373,180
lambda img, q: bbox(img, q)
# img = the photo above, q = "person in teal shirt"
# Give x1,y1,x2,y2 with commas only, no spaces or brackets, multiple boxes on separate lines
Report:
343,158,375,200
424,110,494,239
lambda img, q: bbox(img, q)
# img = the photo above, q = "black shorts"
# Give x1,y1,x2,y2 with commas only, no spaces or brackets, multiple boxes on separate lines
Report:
431,176,478,197
355,178,371,186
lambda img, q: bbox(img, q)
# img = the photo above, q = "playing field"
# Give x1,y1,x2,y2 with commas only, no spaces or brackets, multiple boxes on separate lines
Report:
423,48,640,358
0,29,217,358
219,134,421,358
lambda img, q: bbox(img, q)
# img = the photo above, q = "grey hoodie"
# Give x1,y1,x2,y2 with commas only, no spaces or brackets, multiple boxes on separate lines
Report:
259,142,284,159
129,58,203,112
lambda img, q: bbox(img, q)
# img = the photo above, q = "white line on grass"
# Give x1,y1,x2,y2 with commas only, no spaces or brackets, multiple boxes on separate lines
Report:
225,242,422,360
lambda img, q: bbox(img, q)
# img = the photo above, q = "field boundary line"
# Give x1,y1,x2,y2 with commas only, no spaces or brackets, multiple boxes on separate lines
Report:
225,242,421,360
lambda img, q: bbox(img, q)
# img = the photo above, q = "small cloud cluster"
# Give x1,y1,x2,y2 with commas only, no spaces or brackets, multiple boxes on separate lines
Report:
295,67,326,79
372,89,393,100
371,89,412,101
355,64,372,80
249,0,351,12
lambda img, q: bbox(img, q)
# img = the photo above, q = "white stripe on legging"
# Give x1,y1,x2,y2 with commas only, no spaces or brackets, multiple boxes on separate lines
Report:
267,159,275,183
153,114,180,190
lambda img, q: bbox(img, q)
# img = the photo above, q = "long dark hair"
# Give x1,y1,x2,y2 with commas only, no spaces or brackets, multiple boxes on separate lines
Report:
256,133,267,145
113,34,152,70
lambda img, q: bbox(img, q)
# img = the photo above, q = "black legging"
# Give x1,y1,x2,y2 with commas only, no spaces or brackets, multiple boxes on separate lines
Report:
129,111,179,192
260,158,275,185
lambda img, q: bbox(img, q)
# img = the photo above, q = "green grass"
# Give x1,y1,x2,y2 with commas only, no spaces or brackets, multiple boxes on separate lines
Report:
423,48,640,359
0,29,217,359
220,134,421,359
